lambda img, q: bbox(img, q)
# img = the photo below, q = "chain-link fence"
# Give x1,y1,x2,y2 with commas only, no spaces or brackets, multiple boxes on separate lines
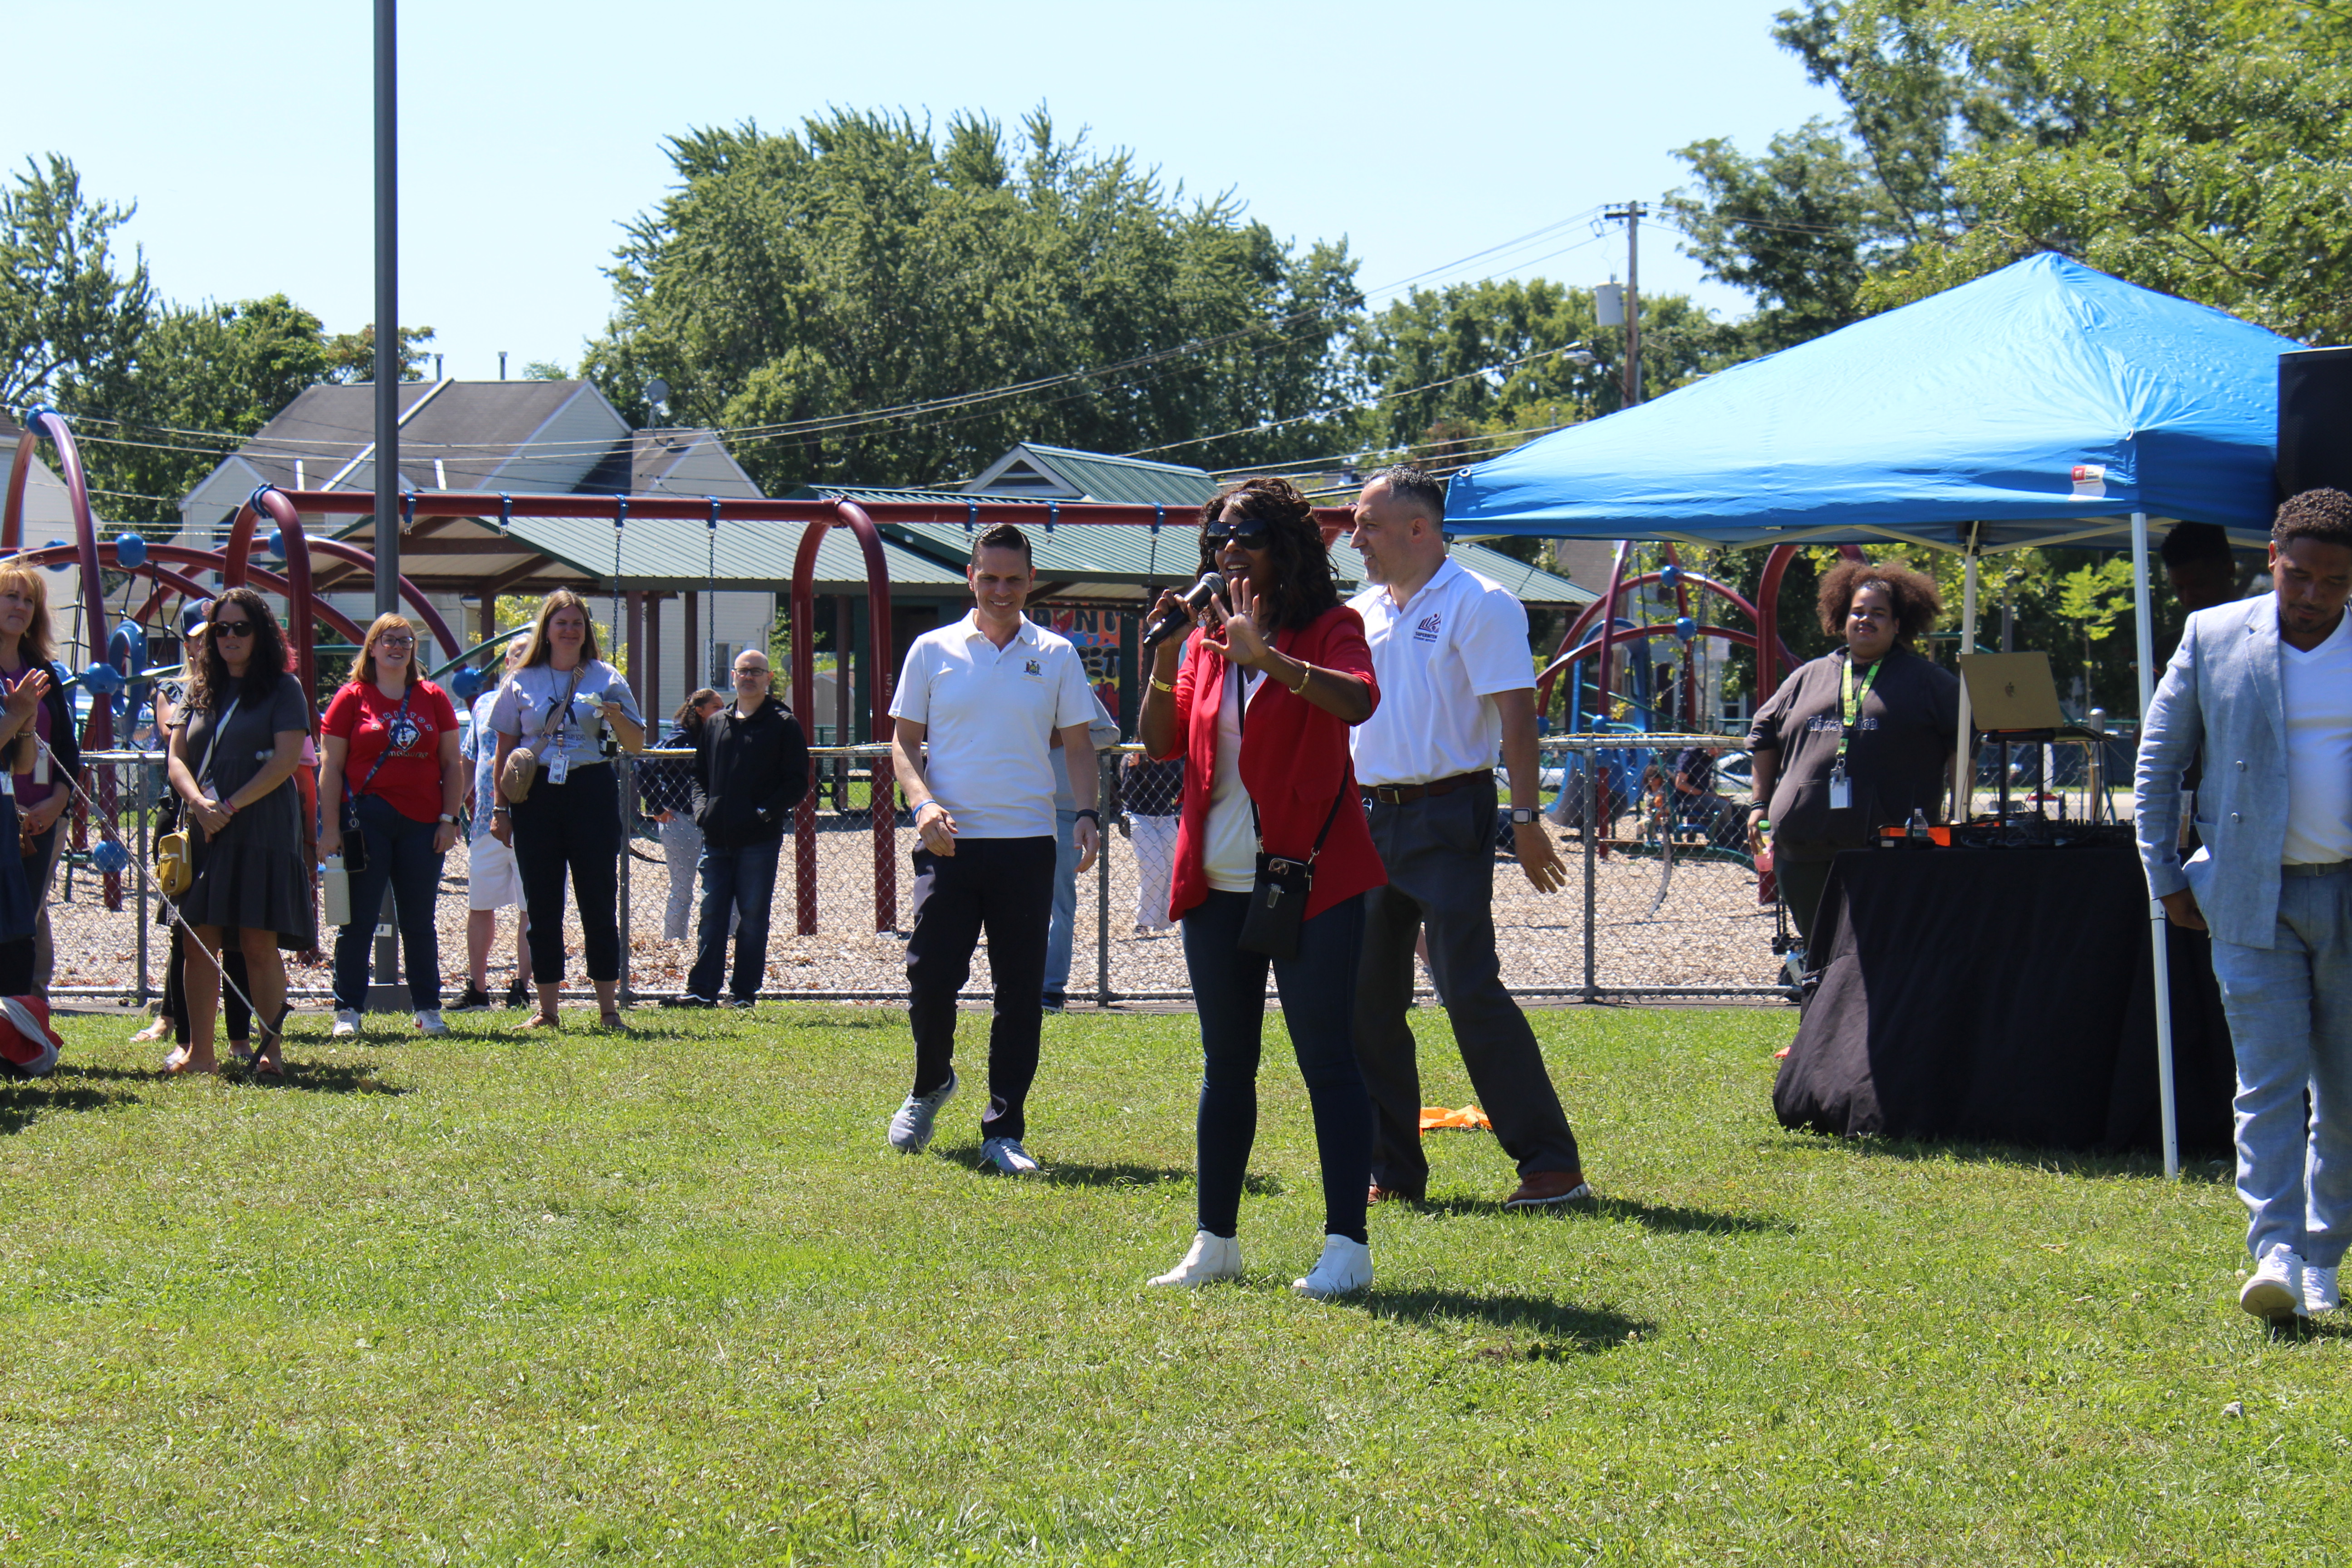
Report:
47,731,2132,1005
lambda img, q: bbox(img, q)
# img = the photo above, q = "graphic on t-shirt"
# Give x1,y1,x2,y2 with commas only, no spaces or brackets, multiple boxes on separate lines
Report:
1415,612,1442,642
386,711,423,752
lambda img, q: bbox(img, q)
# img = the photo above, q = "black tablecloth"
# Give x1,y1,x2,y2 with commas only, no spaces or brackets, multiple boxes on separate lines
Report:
1771,845,2235,1154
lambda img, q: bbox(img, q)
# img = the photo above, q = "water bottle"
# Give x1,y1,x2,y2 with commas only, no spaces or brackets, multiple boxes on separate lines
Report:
321,852,351,927
1907,808,1931,847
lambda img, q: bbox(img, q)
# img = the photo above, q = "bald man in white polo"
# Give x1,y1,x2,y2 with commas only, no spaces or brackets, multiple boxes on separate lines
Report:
1347,465,1591,1209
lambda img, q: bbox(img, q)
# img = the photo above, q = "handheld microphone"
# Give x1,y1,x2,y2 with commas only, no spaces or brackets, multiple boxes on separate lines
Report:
1142,571,1225,647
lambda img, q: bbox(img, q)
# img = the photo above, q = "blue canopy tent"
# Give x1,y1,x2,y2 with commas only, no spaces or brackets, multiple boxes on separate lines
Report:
1447,254,2303,1176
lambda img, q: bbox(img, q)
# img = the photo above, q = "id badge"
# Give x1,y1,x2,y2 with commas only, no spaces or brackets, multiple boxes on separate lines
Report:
548,746,571,786
1,770,16,800
31,746,47,784
1828,764,1852,811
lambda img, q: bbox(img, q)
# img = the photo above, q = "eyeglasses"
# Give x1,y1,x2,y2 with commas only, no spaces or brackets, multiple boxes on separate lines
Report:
210,620,255,638
1203,520,1270,551
735,666,770,679
377,635,416,649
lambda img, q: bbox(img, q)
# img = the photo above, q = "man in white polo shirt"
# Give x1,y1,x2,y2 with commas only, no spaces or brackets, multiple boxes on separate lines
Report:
1346,466,1591,1209
886,522,1101,1176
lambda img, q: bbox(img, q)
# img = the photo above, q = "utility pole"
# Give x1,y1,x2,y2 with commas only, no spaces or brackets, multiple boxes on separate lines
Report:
372,0,400,618
1603,201,1646,407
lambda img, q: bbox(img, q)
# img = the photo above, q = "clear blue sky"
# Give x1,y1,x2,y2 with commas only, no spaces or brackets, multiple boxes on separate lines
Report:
5,0,1839,387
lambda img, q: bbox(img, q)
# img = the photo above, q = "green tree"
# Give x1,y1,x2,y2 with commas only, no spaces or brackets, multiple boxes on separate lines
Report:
1666,0,2352,348
1350,277,1738,452
0,155,156,412
585,108,1363,492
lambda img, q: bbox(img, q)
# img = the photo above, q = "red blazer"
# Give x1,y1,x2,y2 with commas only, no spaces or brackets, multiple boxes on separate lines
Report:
1156,604,1386,923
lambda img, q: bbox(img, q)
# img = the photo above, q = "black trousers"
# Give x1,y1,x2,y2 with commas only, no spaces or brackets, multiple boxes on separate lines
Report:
1778,855,1833,949
1184,888,1372,1244
905,836,1056,1144
510,762,622,985
1354,776,1582,1195
162,926,251,1044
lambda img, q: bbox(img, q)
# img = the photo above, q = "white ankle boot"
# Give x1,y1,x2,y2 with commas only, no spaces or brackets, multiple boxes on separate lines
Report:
1291,1234,1373,1299
1148,1230,1242,1288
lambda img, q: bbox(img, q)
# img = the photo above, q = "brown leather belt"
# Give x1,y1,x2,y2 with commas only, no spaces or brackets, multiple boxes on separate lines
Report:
1360,770,1490,806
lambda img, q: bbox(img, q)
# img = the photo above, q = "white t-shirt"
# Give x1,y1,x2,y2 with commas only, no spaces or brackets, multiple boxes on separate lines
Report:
1348,557,1534,787
1203,666,1266,892
2281,611,2352,865
485,660,643,770
890,611,1095,839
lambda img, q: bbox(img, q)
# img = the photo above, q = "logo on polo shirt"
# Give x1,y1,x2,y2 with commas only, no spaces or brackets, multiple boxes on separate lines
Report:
1414,612,1442,643
1024,658,1042,676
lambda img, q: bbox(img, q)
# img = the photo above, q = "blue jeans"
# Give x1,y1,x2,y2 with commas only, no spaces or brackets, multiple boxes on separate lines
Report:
686,836,782,1002
1044,806,1079,997
2209,867,2352,1268
332,794,446,1012
1181,888,1373,1244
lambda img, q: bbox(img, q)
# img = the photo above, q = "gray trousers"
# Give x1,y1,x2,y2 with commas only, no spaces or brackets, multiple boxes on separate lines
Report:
1353,775,1582,1194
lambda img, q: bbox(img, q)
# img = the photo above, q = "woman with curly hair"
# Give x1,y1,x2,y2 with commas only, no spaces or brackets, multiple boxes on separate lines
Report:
1135,476,1387,1299
164,588,314,1075
1745,559,1961,945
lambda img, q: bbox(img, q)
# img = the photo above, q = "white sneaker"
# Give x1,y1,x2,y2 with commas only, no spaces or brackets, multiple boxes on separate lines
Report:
1291,1234,1374,1299
415,1009,448,1036
1149,1230,1242,1288
2241,1242,2307,1321
887,1070,957,1154
979,1136,1041,1176
331,1010,361,1038
2306,1261,2341,1315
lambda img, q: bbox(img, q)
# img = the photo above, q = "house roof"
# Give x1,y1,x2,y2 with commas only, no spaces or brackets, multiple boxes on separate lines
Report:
964,442,1220,507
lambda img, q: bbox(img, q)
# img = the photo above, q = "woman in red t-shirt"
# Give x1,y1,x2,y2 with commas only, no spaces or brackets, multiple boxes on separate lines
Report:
318,614,463,1035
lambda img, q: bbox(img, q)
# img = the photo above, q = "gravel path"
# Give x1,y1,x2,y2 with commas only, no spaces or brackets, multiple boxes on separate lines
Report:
48,825,1784,1003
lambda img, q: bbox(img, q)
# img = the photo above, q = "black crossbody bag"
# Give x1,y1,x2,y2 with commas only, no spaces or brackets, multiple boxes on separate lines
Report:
1233,666,1351,961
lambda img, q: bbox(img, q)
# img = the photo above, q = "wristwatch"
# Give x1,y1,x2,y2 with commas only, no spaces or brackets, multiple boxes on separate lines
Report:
1508,807,1539,825
438,813,457,824
1074,808,1102,825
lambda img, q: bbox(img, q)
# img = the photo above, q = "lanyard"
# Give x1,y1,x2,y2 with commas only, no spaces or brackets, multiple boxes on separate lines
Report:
1836,654,1881,770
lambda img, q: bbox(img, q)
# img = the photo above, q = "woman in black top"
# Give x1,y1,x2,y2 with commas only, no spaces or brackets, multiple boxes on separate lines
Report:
165,589,315,1076
1746,560,1960,945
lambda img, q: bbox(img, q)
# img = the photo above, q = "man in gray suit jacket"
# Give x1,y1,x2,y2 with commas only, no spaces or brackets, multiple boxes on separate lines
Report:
2137,488,2352,1324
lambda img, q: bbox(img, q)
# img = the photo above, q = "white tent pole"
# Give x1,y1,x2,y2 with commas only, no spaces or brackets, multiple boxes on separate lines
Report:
2131,508,2180,1180
1953,528,1979,816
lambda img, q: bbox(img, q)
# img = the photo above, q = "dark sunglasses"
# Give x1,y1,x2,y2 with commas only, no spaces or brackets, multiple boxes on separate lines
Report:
210,620,256,637
1203,520,1269,551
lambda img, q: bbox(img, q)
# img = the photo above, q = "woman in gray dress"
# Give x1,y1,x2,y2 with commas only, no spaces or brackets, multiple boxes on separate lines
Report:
165,588,316,1076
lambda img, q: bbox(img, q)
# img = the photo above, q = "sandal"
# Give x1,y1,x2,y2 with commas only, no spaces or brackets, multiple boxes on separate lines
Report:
514,1012,563,1032
598,1012,630,1031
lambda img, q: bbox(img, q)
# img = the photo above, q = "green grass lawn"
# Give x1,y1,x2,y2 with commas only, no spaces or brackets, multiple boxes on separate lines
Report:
0,1002,2342,1565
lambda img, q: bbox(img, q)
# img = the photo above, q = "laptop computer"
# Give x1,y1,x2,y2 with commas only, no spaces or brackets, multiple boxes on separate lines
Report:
1959,652,2067,733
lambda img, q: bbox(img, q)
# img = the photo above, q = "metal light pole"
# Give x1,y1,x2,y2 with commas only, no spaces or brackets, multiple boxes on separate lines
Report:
368,0,411,1013
373,0,401,615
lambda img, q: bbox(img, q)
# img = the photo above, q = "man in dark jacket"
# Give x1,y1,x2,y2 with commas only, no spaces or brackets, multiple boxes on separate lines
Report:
685,650,810,1006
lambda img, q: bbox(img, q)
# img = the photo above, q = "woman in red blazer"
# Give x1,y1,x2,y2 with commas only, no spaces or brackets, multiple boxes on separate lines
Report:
1135,477,1387,1300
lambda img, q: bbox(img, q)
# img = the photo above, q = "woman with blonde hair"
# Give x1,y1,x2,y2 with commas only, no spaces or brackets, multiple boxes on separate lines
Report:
487,590,646,1028
0,563,81,990
318,613,464,1035
165,588,312,1075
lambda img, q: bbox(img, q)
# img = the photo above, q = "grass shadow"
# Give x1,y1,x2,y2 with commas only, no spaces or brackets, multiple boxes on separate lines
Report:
1820,1132,2235,1184
235,1062,409,1096
1356,1286,1651,1352
0,1081,138,1133
1415,1193,1793,1235
1033,1158,1282,1196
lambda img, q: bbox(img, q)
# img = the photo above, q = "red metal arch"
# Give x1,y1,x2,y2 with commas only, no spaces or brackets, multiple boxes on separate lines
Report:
790,500,899,935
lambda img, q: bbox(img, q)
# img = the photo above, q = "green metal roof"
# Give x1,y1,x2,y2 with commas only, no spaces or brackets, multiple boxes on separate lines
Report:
866,518,1594,607
970,443,1220,507
492,512,970,594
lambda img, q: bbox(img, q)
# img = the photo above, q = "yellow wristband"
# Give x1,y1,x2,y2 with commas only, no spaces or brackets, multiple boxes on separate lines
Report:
1149,676,1176,694
1285,662,1312,694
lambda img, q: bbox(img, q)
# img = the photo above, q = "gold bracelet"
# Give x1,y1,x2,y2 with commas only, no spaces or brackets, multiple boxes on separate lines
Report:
1285,661,1312,694
1149,676,1176,694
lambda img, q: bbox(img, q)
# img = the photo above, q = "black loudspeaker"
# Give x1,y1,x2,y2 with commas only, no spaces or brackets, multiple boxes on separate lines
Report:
2278,346,2352,500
